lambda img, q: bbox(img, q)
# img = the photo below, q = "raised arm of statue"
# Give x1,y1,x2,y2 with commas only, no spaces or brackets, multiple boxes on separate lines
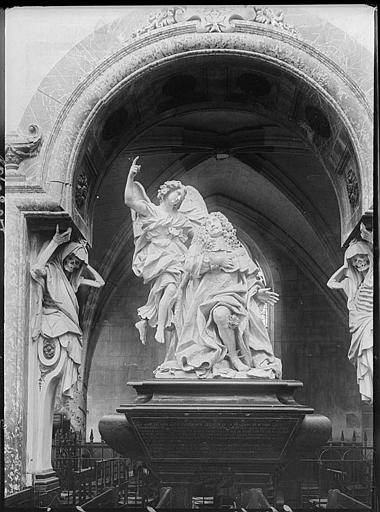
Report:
80,264,105,288
32,224,72,275
327,265,347,291
124,156,150,217
360,222,373,246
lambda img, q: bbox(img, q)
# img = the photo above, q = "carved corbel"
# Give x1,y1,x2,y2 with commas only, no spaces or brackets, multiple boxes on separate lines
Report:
5,124,43,171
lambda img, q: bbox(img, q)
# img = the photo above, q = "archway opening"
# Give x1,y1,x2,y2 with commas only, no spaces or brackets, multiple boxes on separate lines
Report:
78,52,360,441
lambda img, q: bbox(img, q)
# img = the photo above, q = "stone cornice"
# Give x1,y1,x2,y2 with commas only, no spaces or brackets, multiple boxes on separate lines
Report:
6,190,63,213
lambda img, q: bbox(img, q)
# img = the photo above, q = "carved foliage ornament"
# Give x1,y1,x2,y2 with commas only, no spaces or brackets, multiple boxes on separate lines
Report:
75,171,89,210
5,124,43,168
131,6,300,38
345,168,359,208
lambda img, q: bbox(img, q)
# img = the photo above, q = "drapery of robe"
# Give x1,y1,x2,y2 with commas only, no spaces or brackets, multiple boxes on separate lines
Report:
132,200,193,331
328,241,373,402
31,242,87,397
172,241,282,378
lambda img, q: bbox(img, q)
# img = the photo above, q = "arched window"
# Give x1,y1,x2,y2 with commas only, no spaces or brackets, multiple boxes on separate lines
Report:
240,239,273,335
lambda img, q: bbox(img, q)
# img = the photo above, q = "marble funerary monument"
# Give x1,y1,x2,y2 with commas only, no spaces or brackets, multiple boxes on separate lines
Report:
4,4,374,508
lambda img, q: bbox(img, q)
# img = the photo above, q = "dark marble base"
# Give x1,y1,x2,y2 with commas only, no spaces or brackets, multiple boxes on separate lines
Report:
99,379,331,506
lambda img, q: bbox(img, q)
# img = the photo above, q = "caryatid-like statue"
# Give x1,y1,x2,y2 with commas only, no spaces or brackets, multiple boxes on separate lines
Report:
327,224,373,403
30,225,104,473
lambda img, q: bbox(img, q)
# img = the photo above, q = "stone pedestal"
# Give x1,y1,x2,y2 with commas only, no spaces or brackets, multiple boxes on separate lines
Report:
33,470,61,508
99,379,331,507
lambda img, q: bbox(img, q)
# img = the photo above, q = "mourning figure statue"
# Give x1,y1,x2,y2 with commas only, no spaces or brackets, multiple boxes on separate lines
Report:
31,225,105,397
327,224,373,403
30,225,105,473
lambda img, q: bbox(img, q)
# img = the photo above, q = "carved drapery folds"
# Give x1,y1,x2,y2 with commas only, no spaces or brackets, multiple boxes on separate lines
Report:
5,124,43,170
131,5,300,39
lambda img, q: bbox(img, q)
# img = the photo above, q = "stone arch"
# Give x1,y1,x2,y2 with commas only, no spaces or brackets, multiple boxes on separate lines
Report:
17,9,372,245
5,7,374,490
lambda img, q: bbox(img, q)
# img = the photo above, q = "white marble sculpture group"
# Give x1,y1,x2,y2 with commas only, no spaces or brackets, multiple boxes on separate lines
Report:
30,156,373,398
124,156,282,380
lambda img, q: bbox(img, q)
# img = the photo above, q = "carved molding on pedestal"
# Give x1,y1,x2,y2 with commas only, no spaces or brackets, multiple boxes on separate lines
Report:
131,6,300,39
5,124,43,171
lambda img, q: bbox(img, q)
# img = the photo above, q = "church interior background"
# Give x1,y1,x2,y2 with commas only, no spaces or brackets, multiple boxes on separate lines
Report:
4,5,376,510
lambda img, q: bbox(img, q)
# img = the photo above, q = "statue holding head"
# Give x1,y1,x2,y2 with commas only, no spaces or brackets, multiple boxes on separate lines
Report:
31,225,105,397
327,224,373,403
30,225,105,474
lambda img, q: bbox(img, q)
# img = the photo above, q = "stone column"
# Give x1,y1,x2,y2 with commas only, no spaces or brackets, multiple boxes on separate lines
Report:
4,198,30,495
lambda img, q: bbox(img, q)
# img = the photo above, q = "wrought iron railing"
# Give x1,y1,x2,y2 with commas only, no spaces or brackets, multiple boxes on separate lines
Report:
52,456,134,506
282,443,374,510
50,427,375,510
51,425,156,508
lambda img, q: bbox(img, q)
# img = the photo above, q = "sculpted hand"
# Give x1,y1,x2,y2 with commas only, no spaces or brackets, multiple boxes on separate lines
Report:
255,288,279,305
360,222,373,244
129,156,141,177
210,254,235,270
221,256,235,270
53,224,72,245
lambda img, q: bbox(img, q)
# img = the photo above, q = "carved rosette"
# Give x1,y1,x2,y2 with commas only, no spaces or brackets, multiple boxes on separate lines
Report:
130,5,300,39
37,337,61,387
5,124,43,170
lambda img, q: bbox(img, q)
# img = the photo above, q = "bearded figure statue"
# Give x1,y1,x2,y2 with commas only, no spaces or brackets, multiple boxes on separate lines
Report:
327,224,373,403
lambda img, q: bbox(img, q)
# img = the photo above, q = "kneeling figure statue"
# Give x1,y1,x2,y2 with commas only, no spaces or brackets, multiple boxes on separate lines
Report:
158,212,282,379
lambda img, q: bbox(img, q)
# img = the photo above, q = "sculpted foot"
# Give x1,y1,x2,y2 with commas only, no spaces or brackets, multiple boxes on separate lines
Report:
155,327,165,344
229,355,250,372
135,319,148,344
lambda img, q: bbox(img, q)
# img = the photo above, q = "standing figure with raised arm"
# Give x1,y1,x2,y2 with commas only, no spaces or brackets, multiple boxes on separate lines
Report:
31,225,105,397
30,225,105,475
124,156,207,345
327,224,373,403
